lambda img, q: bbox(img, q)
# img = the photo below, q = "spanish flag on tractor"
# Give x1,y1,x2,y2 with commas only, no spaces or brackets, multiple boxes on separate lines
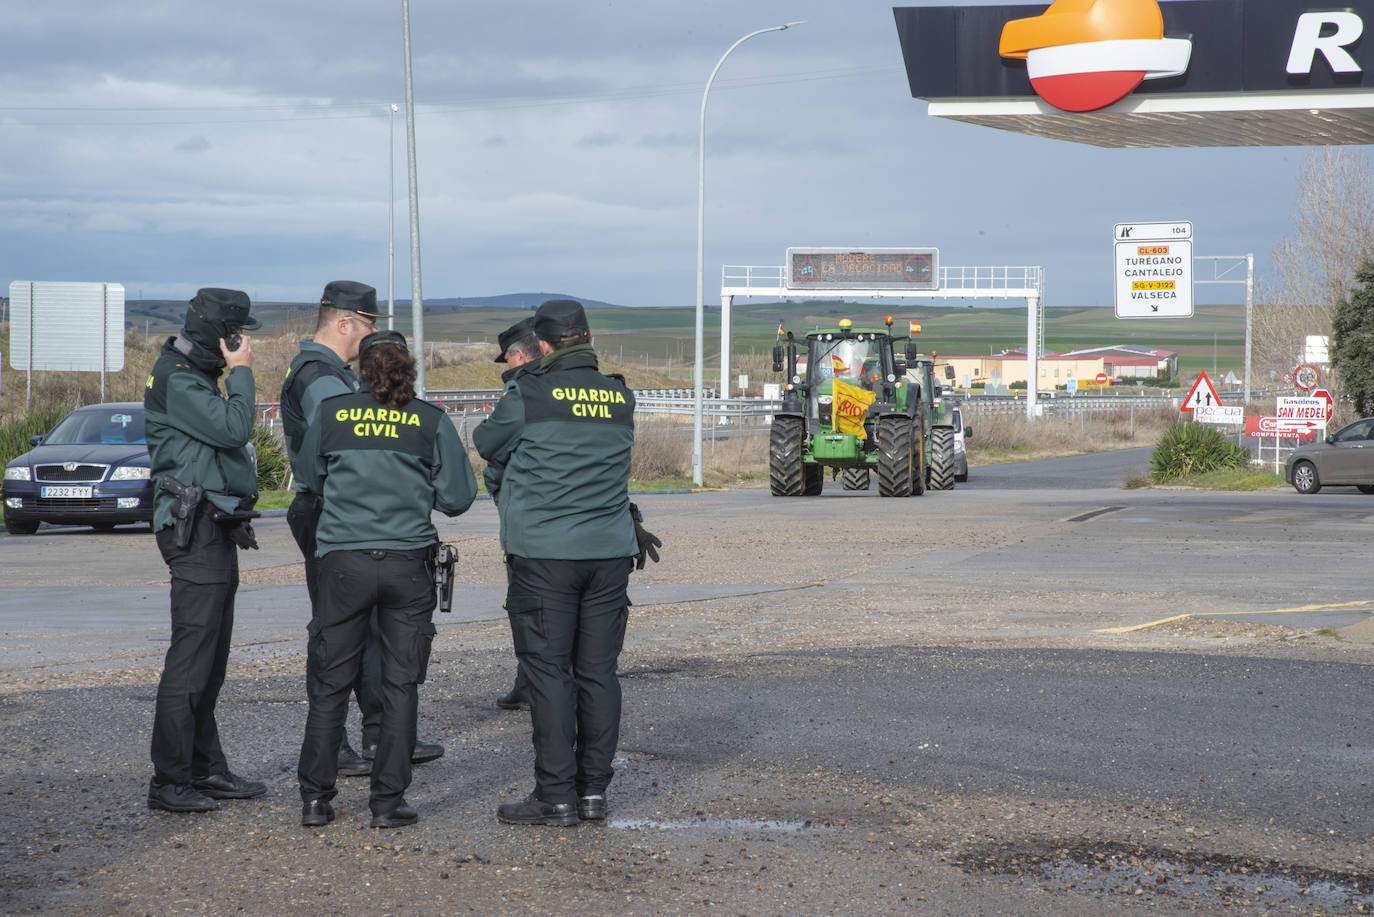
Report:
831,355,850,375
833,378,876,440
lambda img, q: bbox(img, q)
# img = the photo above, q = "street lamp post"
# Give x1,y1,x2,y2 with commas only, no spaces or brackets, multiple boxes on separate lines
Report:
401,0,425,394
388,103,398,331
693,22,803,487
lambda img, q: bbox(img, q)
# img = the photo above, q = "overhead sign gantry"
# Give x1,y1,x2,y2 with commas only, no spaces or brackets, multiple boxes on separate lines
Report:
720,255,1046,419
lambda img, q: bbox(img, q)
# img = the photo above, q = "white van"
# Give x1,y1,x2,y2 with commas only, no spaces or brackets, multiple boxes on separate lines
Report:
951,406,970,483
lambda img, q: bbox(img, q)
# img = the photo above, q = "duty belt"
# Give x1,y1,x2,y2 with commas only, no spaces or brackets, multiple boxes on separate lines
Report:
364,547,431,560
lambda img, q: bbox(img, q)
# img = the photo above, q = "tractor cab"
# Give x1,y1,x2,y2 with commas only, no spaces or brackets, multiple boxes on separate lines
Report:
805,329,899,435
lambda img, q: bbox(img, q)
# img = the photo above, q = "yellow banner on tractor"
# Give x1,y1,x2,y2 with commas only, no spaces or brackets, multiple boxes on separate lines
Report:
833,378,876,439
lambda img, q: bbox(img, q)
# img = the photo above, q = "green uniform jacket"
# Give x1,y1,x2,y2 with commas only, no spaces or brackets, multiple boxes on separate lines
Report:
144,336,258,530
482,361,534,503
473,343,637,560
296,391,477,555
280,341,359,491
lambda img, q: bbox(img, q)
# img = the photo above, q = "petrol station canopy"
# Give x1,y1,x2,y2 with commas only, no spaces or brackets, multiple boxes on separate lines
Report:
893,0,1374,148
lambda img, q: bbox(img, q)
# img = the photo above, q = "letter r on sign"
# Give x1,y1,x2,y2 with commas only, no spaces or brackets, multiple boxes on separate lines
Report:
1288,12,1364,75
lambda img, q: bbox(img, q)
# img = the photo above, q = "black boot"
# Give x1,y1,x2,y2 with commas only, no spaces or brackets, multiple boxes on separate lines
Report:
337,742,371,777
301,798,336,827
497,793,578,827
148,780,218,813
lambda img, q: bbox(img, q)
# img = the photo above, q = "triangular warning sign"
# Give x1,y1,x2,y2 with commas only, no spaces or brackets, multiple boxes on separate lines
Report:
1180,371,1222,413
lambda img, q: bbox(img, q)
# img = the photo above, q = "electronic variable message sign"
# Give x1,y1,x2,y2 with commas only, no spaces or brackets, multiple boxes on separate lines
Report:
785,248,940,291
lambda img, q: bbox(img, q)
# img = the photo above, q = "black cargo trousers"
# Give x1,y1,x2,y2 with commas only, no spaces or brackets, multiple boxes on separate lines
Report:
150,511,238,785
505,554,632,806
287,492,385,749
297,547,437,815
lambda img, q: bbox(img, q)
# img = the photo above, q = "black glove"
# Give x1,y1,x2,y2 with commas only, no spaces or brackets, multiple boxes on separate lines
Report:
628,502,661,571
226,521,259,550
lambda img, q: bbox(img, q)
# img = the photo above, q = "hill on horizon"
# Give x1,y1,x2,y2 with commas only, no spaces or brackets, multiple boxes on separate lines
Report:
421,293,629,310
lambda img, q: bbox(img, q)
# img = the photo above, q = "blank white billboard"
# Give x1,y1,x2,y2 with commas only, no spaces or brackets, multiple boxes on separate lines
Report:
8,281,125,372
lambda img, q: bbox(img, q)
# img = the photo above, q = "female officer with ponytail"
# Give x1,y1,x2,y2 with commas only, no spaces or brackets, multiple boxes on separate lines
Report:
293,330,477,829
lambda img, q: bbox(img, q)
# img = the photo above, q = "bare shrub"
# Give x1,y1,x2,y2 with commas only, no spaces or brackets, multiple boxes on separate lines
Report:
962,403,1177,458
631,416,692,481
702,428,769,484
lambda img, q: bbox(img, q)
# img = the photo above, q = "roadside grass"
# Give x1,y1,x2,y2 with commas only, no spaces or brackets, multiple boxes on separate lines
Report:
255,490,294,511
1127,467,1284,491
1181,468,1286,490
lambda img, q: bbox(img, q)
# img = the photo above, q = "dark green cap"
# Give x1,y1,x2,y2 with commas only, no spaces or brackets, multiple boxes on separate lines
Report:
534,299,589,344
357,329,408,357
495,317,537,363
321,280,390,320
188,288,260,331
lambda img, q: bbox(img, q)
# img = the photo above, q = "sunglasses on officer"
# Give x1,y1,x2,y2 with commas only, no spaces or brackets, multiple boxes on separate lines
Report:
347,313,378,334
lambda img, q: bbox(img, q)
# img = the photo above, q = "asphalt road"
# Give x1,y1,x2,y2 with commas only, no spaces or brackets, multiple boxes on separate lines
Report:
2,451,1372,915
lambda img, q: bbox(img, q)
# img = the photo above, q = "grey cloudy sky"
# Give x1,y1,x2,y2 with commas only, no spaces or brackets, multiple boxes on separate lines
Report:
0,0,1312,308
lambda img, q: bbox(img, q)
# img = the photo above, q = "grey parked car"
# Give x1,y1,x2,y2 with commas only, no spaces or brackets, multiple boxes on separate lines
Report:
1284,417,1374,494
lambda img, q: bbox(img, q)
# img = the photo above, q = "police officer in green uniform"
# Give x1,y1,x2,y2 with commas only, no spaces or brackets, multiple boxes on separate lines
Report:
144,288,267,813
282,281,443,774
295,330,477,828
489,317,540,712
475,299,659,827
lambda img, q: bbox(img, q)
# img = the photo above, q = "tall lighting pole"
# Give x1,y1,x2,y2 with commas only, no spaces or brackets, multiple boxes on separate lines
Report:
388,103,397,331
401,0,426,394
693,22,804,486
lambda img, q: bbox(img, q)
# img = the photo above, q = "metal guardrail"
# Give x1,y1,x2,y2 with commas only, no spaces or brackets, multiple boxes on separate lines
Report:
256,391,1193,425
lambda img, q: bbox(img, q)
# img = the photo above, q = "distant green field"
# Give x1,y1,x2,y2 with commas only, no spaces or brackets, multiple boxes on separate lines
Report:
125,298,1248,379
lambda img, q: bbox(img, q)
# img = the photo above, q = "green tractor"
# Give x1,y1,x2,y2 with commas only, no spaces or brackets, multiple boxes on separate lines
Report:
768,317,957,497
902,353,959,491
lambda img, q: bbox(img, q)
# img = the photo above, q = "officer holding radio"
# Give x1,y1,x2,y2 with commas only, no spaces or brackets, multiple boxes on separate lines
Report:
143,288,266,813
294,330,477,829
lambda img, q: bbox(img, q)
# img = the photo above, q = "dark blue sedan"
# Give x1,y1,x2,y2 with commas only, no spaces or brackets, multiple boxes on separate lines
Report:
3,402,153,534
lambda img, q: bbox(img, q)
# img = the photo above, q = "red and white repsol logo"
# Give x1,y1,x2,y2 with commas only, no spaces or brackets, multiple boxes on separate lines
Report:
1288,12,1364,75
999,2,1367,113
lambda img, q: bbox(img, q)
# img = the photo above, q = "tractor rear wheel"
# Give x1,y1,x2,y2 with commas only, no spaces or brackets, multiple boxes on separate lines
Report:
876,416,914,497
769,417,805,496
928,426,955,491
910,420,927,497
803,462,824,495
841,467,871,491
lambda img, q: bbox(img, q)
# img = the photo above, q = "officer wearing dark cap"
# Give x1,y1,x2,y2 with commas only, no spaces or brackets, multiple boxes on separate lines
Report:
295,330,477,829
282,281,443,775
489,317,540,712
143,288,267,813
475,299,660,826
